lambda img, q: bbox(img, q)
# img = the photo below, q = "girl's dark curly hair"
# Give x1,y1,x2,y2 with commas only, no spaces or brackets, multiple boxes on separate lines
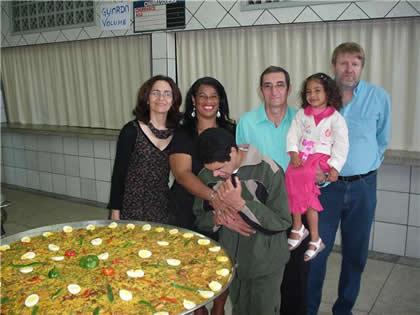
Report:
181,77,236,135
132,75,182,129
300,73,342,111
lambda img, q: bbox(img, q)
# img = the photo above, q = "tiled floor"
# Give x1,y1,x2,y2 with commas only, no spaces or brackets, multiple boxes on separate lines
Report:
1,187,419,315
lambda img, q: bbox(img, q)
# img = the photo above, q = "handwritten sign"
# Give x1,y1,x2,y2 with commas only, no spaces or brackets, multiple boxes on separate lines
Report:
100,2,131,31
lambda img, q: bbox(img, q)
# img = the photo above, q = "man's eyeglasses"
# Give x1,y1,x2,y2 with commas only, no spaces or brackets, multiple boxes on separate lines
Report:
150,90,173,98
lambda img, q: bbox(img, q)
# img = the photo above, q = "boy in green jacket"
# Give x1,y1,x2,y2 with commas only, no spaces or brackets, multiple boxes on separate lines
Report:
193,128,292,315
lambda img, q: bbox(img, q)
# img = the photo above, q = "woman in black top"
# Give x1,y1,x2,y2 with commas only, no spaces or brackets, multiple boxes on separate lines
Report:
108,75,181,222
169,77,235,315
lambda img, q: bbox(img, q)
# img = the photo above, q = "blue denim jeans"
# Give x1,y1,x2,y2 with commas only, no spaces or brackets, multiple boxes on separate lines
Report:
307,171,377,315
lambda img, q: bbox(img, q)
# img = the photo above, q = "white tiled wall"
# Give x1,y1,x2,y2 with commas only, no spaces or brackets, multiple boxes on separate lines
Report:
331,162,419,258
1,132,115,206
2,130,419,259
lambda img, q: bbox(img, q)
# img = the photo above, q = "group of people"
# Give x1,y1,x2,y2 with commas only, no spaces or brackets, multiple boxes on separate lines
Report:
108,42,391,315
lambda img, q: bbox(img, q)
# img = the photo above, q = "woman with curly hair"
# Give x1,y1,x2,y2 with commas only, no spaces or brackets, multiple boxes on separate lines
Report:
285,73,349,261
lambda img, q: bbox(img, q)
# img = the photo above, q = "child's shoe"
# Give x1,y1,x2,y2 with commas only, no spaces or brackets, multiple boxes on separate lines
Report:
287,224,309,250
304,238,325,261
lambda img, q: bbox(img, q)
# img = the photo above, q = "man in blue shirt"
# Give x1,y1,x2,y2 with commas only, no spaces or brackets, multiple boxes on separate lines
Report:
237,66,308,315
307,42,391,315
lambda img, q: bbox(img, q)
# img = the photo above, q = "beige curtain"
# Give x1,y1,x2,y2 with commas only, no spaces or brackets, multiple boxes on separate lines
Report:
1,35,151,129
176,17,420,152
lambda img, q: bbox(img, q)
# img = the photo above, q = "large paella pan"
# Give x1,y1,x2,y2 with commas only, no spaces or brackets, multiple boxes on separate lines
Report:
0,220,234,315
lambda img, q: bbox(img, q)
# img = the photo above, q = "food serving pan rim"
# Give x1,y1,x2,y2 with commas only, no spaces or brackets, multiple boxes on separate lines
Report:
1,219,236,315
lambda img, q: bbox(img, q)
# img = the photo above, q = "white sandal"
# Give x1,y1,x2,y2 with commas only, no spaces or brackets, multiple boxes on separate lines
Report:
304,238,325,262
288,225,309,251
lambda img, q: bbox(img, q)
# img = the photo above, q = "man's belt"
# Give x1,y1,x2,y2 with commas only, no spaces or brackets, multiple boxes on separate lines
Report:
338,170,376,182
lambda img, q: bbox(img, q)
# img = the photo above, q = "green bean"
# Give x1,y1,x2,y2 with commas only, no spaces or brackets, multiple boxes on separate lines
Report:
171,282,198,292
106,284,114,303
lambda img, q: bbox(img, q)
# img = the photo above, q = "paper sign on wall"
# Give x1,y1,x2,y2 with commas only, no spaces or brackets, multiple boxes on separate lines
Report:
100,2,131,31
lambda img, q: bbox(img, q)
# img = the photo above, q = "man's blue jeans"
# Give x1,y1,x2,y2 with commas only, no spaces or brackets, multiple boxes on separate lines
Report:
307,171,377,315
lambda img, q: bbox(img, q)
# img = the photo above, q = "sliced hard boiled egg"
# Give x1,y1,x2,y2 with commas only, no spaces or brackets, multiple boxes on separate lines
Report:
169,228,178,235
183,299,196,310
155,227,165,233
63,226,73,233
42,231,53,238
86,224,96,231
126,223,135,230
119,289,133,301
67,284,81,295
21,251,36,260
138,249,152,259
166,259,181,266
197,239,210,246
90,238,102,246
183,232,194,239
153,312,169,315
126,269,144,278
208,281,222,292
19,266,33,274
48,244,60,252
216,256,229,262
21,236,31,243
0,244,10,251
209,246,221,252
157,241,169,246
216,268,230,277
24,294,39,307
98,252,109,260
198,290,215,299
108,222,118,229
51,256,64,261
142,224,151,231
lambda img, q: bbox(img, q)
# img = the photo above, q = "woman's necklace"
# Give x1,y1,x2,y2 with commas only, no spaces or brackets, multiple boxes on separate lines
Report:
147,121,173,139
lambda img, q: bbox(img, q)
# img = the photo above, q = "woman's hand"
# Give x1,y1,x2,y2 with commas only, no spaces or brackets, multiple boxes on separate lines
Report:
214,210,255,236
216,176,245,212
289,152,302,167
111,209,120,220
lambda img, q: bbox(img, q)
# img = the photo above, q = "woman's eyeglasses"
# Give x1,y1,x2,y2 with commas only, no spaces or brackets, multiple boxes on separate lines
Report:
150,90,173,98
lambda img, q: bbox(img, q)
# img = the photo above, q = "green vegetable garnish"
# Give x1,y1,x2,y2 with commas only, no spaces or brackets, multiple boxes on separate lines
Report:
48,267,60,279
171,282,198,292
31,305,39,315
11,262,45,268
138,299,155,312
106,284,114,303
51,288,63,300
93,306,100,315
79,255,99,269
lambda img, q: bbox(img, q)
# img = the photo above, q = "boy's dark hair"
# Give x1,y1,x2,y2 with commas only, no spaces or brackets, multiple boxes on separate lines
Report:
300,72,342,110
197,128,237,164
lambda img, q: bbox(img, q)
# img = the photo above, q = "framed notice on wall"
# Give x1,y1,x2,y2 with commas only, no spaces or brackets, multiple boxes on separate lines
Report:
133,0,185,33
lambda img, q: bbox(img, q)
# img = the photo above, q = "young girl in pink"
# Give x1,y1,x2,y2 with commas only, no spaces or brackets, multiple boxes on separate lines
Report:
285,73,349,261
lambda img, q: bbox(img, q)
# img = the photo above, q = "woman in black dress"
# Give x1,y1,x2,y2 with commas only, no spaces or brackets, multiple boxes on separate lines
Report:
169,77,235,315
108,75,181,222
